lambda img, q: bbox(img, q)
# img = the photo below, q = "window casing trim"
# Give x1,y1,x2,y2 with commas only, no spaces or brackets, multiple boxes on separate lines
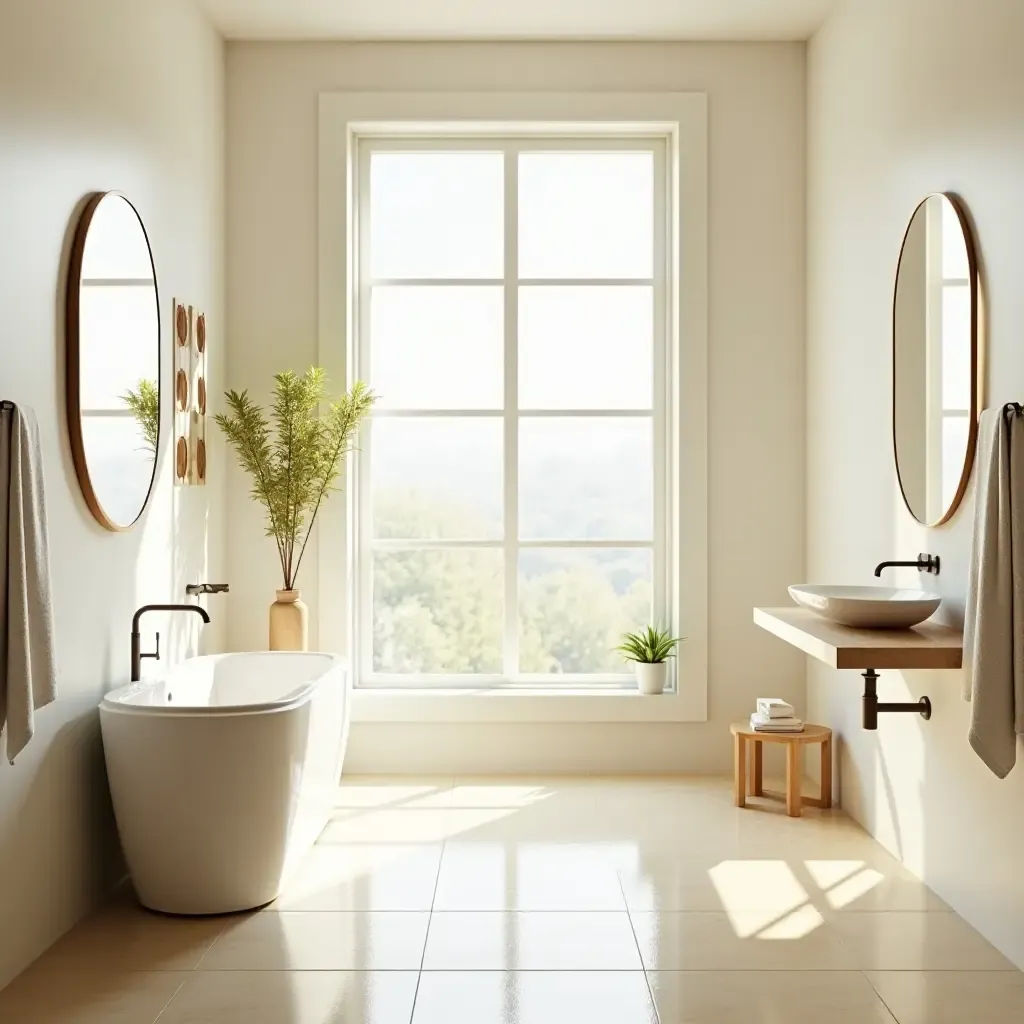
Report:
318,92,707,723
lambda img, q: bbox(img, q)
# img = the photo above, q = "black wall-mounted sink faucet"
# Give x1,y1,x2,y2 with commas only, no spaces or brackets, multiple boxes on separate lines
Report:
874,553,940,577
131,604,211,682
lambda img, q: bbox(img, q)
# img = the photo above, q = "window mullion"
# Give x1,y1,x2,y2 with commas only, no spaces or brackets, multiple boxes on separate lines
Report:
652,132,669,640
356,139,374,683
503,146,519,679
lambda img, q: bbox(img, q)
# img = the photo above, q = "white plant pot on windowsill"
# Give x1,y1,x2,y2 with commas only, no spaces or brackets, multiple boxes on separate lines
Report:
634,662,668,696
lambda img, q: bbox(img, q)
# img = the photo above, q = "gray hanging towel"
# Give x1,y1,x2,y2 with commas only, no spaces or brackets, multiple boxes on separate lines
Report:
962,406,1024,778
0,403,58,763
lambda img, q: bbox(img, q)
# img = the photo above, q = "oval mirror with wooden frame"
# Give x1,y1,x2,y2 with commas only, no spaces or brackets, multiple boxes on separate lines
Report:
893,193,983,526
67,192,161,531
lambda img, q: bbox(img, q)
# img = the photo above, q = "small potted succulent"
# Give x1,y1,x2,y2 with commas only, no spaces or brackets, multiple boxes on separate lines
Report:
616,625,682,695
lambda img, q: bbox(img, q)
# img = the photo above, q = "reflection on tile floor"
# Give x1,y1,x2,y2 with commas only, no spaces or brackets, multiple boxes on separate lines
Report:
1,775,1021,1023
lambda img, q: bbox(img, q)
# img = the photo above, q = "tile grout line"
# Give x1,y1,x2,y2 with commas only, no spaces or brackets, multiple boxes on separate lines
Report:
618,872,662,1024
857,969,902,1024
407,834,447,1023
191,916,233,973
145,975,190,1024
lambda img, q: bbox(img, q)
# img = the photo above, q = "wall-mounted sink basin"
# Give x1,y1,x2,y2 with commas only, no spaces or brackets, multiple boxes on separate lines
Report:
788,585,941,629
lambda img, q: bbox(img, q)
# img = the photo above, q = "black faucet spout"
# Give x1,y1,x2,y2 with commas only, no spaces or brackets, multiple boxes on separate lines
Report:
874,553,940,577
131,604,211,682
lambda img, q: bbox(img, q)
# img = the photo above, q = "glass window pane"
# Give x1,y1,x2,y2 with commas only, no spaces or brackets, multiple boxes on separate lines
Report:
519,548,653,673
519,152,653,279
941,415,970,512
371,418,503,539
79,286,159,410
519,418,653,540
81,195,154,279
941,200,969,279
80,416,154,526
519,287,652,410
371,286,503,409
373,549,503,673
941,285,971,411
370,152,503,279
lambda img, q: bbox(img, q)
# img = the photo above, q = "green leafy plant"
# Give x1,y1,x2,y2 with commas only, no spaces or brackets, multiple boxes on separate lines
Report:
615,625,682,664
215,368,375,591
122,378,159,459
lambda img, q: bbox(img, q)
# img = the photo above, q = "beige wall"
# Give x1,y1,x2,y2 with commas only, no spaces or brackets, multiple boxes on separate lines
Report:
225,41,807,773
0,0,224,988
807,0,1024,968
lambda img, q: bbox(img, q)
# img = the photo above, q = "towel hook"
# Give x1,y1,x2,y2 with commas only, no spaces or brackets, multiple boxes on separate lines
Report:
1004,402,1023,416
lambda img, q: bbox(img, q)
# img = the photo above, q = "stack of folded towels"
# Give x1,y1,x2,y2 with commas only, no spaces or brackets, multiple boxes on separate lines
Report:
750,697,804,733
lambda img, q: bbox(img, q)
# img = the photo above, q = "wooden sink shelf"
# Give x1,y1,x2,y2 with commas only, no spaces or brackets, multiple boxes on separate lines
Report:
753,607,963,729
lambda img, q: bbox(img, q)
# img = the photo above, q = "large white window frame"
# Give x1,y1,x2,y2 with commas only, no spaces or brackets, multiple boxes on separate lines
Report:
318,93,707,723
355,134,667,690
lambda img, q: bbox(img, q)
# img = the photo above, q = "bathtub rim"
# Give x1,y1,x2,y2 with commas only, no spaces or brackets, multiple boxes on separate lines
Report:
101,651,347,718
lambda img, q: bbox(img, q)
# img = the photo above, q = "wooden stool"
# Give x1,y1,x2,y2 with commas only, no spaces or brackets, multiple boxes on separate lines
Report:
730,722,832,817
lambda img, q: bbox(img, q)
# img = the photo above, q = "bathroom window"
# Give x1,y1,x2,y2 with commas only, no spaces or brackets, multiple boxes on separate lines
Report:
349,132,678,689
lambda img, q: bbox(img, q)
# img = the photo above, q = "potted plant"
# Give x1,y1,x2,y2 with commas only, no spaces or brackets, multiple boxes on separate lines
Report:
616,625,682,695
215,368,375,651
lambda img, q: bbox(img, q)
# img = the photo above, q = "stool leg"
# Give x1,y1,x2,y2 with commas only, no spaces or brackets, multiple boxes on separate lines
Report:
786,743,801,817
734,734,747,808
751,739,764,797
820,737,833,809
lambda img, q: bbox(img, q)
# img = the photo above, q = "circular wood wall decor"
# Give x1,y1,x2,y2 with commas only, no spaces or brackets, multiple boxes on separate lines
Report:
196,438,206,482
196,313,206,352
175,369,189,411
175,435,188,480
197,376,207,415
176,304,188,346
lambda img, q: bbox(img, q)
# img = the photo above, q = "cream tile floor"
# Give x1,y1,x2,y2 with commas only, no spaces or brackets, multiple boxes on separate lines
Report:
2,774,1023,1023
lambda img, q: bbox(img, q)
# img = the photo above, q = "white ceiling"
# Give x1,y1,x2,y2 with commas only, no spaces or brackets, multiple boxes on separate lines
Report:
203,0,838,42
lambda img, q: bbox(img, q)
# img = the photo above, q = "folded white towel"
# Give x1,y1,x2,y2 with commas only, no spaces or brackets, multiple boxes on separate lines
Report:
963,406,1024,778
756,698,795,719
0,404,58,764
750,713,804,733
751,712,802,726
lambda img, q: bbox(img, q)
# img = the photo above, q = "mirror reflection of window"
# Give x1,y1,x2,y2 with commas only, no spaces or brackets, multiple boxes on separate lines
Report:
893,194,978,526
69,193,160,530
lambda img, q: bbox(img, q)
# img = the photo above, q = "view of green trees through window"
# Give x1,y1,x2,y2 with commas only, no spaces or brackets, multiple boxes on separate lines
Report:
372,489,651,675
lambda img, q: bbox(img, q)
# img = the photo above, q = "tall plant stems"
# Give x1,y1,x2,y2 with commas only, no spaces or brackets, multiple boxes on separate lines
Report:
215,369,375,592
290,395,366,586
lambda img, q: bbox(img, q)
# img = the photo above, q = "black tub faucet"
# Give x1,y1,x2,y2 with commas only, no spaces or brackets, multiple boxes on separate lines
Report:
131,604,211,682
874,553,940,577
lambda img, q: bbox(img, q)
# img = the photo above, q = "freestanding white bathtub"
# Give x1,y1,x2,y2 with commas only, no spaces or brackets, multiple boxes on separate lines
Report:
100,652,349,915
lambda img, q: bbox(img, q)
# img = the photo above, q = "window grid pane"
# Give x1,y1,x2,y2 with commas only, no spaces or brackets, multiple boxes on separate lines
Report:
358,138,665,686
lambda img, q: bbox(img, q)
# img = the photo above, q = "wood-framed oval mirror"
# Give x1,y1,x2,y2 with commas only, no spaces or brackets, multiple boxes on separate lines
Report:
66,192,161,531
893,193,982,526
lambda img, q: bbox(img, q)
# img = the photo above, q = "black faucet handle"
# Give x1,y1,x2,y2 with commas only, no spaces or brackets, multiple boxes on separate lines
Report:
142,632,161,663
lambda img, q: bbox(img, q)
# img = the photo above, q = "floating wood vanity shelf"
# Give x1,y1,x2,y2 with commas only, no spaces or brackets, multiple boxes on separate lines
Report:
754,607,963,730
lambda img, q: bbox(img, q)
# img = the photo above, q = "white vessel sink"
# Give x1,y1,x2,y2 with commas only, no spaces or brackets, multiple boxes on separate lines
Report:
788,585,941,629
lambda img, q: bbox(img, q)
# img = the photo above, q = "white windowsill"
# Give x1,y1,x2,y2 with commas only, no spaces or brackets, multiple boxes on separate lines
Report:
351,686,707,723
